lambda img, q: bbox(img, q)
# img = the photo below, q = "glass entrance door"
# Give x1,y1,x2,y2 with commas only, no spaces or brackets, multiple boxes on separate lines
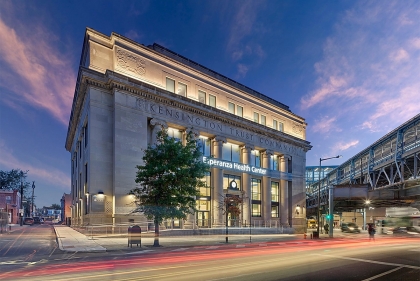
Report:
197,211,210,228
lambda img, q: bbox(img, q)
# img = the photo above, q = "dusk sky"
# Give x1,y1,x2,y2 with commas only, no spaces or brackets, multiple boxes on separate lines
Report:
1,0,419,208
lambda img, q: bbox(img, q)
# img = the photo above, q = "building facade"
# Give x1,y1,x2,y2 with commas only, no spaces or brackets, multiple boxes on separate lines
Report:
0,190,21,224
65,28,312,232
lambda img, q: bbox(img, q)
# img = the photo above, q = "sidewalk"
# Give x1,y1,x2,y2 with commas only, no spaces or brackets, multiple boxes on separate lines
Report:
53,225,391,253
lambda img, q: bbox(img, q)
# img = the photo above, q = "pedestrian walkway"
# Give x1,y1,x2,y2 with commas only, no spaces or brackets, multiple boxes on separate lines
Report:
54,225,106,252
53,226,392,253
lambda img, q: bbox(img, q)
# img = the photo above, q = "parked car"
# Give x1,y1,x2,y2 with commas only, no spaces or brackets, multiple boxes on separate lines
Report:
24,217,34,225
392,226,420,235
341,223,361,233
33,216,42,224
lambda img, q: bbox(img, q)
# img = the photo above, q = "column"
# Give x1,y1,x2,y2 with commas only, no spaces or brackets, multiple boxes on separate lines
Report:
212,136,226,227
241,144,253,226
262,150,273,223
280,155,290,226
149,118,168,145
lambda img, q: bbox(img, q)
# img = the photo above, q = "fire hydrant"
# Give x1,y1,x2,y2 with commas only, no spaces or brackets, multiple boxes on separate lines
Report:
304,233,307,239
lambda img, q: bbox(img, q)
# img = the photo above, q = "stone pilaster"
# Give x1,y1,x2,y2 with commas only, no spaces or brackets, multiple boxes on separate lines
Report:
280,155,290,226
262,150,273,222
212,136,226,227
241,144,253,225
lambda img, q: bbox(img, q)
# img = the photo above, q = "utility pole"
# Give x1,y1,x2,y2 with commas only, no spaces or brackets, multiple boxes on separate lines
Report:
20,177,24,226
31,181,35,217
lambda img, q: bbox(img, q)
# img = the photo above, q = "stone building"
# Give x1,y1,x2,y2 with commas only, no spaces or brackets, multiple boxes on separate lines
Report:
65,28,312,232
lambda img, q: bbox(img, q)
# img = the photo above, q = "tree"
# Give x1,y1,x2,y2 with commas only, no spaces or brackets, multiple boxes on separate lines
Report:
0,169,30,190
51,204,61,210
130,129,209,247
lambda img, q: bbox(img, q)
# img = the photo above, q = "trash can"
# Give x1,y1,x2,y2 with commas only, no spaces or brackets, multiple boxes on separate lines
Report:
128,225,142,247
313,231,319,238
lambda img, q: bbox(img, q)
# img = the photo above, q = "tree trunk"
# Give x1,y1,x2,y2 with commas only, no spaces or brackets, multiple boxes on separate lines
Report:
153,218,160,247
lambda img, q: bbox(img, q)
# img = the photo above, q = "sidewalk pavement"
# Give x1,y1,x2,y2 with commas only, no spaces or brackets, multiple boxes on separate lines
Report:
53,225,390,253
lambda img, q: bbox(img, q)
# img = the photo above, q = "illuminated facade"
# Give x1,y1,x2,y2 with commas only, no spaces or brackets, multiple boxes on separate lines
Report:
65,28,312,232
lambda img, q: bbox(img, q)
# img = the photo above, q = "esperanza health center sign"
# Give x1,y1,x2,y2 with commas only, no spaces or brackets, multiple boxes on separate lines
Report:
202,156,267,176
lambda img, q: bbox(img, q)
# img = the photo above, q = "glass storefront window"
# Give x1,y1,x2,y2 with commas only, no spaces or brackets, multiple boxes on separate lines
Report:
270,155,279,170
223,174,241,191
197,200,211,211
199,172,211,196
251,178,261,200
252,204,261,217
271,182,279,202
250,150,261,167
197,136,211,156
222,143,240,162
167,128,182,141
271,205,279,217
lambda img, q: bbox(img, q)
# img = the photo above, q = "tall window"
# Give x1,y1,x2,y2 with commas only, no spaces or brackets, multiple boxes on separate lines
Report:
209,94,216,107
222,143,240,162
197,136,211,156
198,90,206,104
271,182,279,202
223,174,241,191
252,204,261,217
251,179,261,201
237,105,243,117
250,150,261,167
79,141,82,158
85,164,88,187
270,155,279,170
177,83,187,97
271,206,279,218
228,102,235,114
166,77,175,93
167,128,182,142
261,115,266,126
199,172,211,197
84,123,88,147
253,112,259,123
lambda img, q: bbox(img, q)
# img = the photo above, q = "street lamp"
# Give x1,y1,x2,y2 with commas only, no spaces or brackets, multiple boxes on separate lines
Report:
31,181,35,217
317,155,342,237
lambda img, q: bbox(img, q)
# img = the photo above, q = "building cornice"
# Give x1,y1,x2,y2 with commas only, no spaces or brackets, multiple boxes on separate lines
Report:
66,68,312,153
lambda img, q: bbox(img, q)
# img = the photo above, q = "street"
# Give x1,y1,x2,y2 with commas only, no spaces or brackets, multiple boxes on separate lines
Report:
0,226,419,281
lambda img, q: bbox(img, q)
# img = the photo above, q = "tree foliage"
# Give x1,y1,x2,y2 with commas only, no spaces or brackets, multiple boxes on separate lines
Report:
130,129,209,246
0,169,30,191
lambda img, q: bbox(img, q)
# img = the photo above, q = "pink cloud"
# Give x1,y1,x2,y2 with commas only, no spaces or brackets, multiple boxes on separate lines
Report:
0,141,70,188
311,116,340,134
389,48,409,62
0,18,75,125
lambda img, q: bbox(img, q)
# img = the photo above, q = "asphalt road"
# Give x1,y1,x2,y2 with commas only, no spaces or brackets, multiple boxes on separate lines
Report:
0,229,419,281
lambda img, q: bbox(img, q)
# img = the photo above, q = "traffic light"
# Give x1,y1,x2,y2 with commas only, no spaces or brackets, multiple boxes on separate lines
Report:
326,214,332,220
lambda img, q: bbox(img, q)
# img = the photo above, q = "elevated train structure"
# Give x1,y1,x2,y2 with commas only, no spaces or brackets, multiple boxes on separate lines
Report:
307,113,420,215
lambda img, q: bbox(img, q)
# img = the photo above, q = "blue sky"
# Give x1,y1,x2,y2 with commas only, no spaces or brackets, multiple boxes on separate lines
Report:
1,0,419,208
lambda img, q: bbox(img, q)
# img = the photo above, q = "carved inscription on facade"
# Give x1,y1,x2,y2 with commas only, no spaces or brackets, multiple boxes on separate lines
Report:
116,47,146,76
136,98,303,156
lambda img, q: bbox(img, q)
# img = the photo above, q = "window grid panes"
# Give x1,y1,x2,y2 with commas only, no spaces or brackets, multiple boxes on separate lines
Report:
223,174,241,191
167,128,182,142
271,182,279,202
237,105,243,117
252,204,261,217
199,172,211,197
228,102,235,114
197,136,211,156
261,115,266,126
198,90,206,104
270,155,279,170
271,206,279,217
253,112,259,123
273,120,278,130
166,77,175,93
251,178,261,200
177,82,187,97
222,143,240,162
209,94,216,107
250,150,261,167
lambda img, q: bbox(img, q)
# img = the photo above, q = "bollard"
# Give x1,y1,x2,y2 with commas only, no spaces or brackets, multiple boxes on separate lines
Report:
304,233,307,239
310,233,313,239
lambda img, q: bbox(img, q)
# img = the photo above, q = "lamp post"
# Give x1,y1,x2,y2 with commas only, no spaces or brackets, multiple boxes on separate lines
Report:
20,178,24,226
31,181,35,217
317,155,342,237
